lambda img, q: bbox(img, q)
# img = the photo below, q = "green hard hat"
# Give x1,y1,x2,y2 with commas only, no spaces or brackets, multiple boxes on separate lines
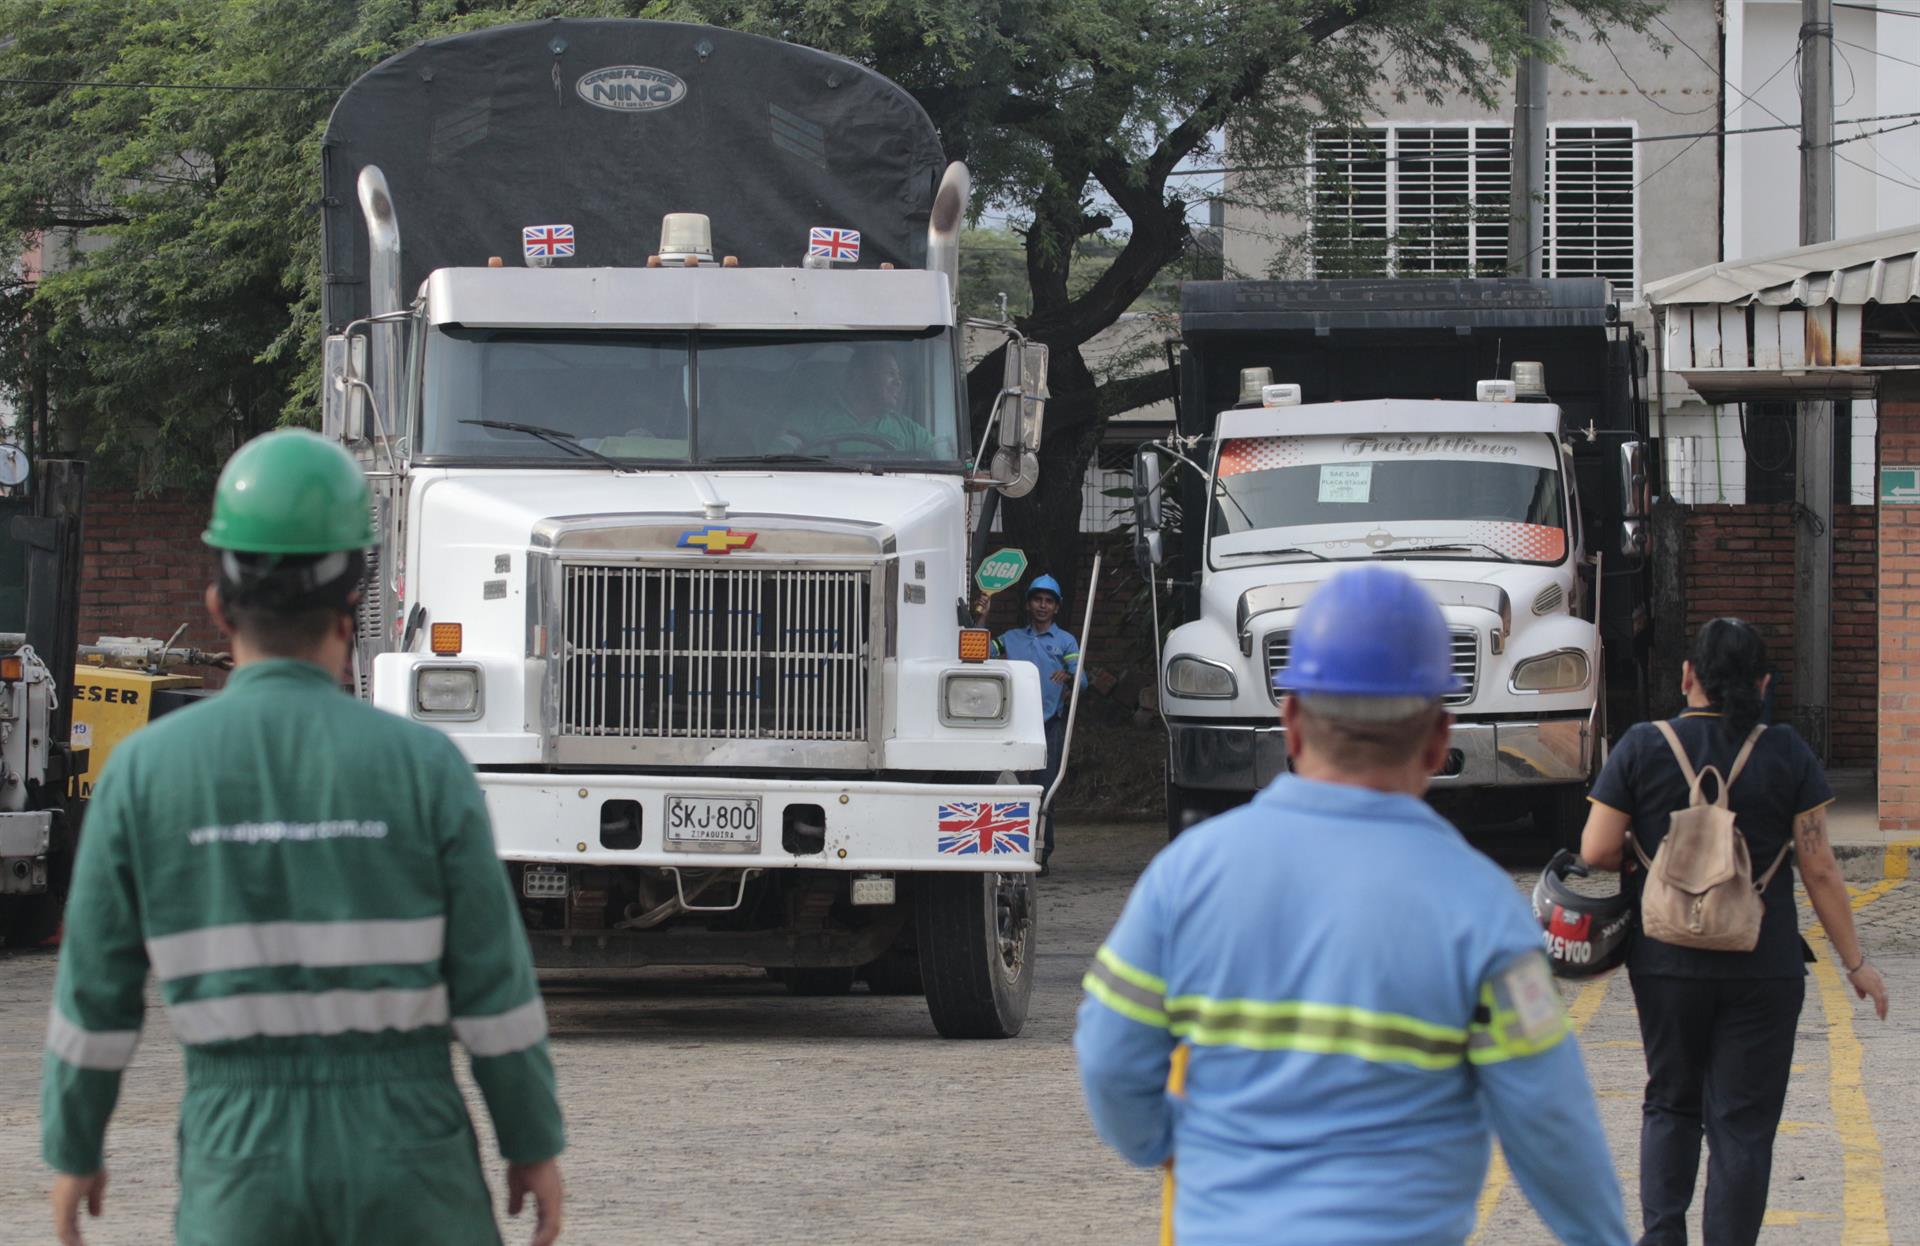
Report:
202,430,375,554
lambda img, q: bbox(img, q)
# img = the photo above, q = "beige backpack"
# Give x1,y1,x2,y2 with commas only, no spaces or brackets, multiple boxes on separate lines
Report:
1630,721,1789,953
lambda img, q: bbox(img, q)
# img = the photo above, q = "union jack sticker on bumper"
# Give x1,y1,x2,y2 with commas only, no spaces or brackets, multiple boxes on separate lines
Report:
937,801,1033,855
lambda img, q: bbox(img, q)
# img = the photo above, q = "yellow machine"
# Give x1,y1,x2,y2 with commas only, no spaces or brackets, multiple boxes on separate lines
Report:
69,667,206,800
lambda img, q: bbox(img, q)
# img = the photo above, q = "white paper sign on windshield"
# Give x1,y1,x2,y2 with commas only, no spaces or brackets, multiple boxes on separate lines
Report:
1317,463,1373,504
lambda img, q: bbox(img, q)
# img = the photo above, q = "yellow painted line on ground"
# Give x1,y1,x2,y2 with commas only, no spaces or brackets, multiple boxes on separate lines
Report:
1809,932,1889,1246
1765,1209,1838,1227
1468,974,1613,1243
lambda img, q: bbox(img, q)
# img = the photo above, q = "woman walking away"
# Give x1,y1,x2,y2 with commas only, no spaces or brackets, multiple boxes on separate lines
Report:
1580,618,1888,1246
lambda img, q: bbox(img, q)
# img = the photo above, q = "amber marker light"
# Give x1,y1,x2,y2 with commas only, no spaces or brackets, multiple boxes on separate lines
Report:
958,629,992,663
430,623,464,656
0,655,21,682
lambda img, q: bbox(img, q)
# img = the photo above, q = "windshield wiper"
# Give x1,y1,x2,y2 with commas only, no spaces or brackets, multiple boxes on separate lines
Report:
459,419,629,471
1225,546,1331,562
1372,542,1517,563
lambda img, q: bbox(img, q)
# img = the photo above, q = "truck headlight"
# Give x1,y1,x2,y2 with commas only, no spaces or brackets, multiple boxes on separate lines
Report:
1510,649,1589,693
415,665,483,720
1165,655,1237,700
942,671,1009,725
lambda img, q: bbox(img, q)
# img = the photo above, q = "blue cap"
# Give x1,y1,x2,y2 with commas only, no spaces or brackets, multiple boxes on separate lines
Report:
1277,566,1462,699
1027,574,1063,602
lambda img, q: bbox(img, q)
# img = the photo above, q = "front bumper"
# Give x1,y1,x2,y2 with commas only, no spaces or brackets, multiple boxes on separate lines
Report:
1167,717,1593,794
481,772,1040,873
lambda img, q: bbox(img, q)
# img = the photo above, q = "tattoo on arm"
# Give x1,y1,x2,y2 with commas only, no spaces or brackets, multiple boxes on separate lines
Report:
1794,807,1830,857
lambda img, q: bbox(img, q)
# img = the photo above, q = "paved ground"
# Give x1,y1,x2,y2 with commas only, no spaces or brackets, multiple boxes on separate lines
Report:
0,819,1913,1245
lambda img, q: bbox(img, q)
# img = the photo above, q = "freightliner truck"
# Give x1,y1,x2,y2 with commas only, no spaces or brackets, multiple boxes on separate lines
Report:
318,20,1051,1038
1139,279,1653,845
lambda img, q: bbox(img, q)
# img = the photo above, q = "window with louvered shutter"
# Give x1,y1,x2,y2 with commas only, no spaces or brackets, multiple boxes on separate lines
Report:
1308,123,1636,287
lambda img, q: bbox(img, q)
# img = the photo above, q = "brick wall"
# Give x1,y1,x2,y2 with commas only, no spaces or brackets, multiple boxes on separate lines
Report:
79,489,222,653
1880,393,1920,830
1681,502,1876,767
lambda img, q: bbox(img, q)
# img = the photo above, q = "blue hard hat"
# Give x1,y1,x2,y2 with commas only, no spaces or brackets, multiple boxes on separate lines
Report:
1027,574,1063,602
1277,566,1462,699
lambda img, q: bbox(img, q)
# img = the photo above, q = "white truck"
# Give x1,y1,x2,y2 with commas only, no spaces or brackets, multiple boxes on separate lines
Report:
317,19,1050,1038
1141,279,1653,844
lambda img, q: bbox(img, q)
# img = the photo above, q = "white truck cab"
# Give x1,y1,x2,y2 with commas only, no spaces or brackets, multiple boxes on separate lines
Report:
317,19,1054,1038
1144,278,1655,845
1159,393,1599,835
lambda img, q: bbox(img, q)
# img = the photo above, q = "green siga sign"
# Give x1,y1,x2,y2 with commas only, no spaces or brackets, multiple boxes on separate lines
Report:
975,548,1028,595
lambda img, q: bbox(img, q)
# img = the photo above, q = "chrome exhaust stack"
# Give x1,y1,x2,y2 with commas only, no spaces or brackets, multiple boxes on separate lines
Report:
356,166,404,417
926,162,969,306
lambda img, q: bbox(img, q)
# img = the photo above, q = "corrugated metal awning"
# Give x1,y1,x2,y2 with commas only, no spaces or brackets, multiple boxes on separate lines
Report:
1643,226,1920,403
1644,223,1920,308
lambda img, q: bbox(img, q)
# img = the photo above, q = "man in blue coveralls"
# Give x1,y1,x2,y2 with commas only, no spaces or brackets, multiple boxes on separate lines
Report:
991,574,1084,873
1075,565,1628,1245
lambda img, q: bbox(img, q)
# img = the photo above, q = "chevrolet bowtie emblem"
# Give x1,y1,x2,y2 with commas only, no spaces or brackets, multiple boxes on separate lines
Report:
678,526,758,555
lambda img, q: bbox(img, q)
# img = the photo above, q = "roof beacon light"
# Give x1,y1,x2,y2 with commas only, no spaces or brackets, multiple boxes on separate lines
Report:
658,213,715,266
1511,361,1547,398
1476,380,1519,403
1237,368,1274,406
1261,383,1302,408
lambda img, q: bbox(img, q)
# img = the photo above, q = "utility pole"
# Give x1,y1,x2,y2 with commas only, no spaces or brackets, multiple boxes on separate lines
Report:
1796,0,1835,759
1507,0,1549,278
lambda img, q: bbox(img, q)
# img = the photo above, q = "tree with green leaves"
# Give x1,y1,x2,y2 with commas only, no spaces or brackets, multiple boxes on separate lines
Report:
0,0,1658,589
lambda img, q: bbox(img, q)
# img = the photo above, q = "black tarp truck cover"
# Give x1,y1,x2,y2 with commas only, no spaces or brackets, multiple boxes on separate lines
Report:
321,18,945,330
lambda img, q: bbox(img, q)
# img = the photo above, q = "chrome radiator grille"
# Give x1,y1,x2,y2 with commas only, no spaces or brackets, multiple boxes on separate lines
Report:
559,564,872,741
1265,627,1480,706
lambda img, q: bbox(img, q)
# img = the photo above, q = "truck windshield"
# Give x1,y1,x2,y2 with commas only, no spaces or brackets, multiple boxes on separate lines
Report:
418,327,962,467
1210,431,1568,565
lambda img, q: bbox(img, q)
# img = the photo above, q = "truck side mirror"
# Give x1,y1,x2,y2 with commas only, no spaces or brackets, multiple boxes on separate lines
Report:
1014,340,1048,453
990,340,1049,497
1619,440,1649,519
1134,447,1164,533
322,333,369,444
1620,518,1649,559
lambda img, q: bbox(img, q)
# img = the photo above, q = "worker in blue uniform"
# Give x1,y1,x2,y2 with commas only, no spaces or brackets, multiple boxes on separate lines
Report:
1075,565,1629,1246
991,574,1085,871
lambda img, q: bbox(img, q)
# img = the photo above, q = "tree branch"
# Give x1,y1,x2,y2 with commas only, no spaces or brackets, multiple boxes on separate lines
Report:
1093,367,1176,421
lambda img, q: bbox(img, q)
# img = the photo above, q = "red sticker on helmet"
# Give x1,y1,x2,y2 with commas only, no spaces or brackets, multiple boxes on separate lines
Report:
1548,907,1592,943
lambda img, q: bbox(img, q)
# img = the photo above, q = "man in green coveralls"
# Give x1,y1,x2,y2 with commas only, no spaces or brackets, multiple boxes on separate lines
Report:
42,430,566,1245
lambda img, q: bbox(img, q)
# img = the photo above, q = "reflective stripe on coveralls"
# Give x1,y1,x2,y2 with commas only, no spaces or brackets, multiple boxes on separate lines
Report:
1083,947,1564,1069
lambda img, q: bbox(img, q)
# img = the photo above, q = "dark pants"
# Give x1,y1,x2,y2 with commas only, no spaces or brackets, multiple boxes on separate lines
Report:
1629,972,1805,1246
1027,715,1067,862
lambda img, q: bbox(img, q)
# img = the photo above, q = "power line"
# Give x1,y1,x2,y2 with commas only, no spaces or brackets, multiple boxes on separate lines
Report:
1599,37,1716,116
1838,36,1920,72
1654,13,1796,131
1653,12,1920,201
1835,146,1920,192
1833,2,1920,15
0,75,342,93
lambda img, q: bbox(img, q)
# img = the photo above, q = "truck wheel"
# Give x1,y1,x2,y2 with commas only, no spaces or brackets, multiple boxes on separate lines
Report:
917,872,1034,1039
783,967,856,996
1534,785,1591,855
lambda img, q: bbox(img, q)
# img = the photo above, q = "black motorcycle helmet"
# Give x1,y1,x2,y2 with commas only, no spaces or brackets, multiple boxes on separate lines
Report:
1532,850,1633,978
